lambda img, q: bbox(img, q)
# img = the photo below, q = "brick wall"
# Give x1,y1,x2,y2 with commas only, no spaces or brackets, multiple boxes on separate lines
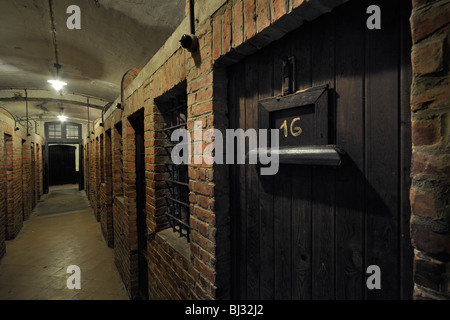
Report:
83,0,362,300
88,134,101,221
88,124,116,249
0,129,5,258
0,110,44,260
148,230,194,299
184,0,352,300
102,130,114,248
22,139,31,221
112,196,130,291
84,0,449,300
11,134,23,238
3,133,13,241
121,116,139,295
409,0,450,300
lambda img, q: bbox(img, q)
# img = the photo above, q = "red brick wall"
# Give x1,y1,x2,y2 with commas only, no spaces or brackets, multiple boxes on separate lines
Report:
0,111,44,260
121,116,139,295
0,130,6,258
87,125,115,249
10,133,23,238
409,0,450,300
3,133,14,241
84,0,449,300
87,140,94,209
35,143,43,203
102,130,114,247
112,196,129,291
147,231,194,299
88,135,101,221
83,0,359,300
22,139,31,221
112,121,123,197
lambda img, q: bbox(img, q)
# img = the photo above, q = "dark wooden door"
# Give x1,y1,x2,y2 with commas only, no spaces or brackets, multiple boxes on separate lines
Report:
79,144,84,190
133,115,149,300
49,145,76,186
229,0,413,300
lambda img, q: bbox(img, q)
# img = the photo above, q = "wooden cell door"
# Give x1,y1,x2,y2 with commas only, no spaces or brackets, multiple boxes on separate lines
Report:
79,144,84,191
49,145,76,186
228,0,413,300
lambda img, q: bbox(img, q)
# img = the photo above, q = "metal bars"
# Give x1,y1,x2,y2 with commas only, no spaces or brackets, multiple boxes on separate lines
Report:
161,96,190,241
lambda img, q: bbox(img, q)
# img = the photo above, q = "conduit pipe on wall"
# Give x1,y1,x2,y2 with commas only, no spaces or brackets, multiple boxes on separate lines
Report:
100,102,113,127
0,107,20,131
179,33,198,52
25,89,30,136
180,0,198,53
118,68,139,110
87,97,90,138
190,0,195,35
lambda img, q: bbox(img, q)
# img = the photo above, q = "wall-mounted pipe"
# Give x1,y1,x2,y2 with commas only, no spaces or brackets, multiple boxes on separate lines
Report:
87,97,90,138
25,89,30,136
0,106,19,130
48,0,60,70
190,0,195,35
120,70,129,104
180,0,198,53
100,102,113,127
120,68,139,106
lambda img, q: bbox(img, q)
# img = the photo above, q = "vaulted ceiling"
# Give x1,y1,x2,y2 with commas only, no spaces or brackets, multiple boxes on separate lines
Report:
0,0,185,126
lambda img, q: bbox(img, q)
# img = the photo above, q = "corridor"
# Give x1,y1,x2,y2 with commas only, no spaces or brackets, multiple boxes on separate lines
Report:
0,185,128,300
0,0,446,301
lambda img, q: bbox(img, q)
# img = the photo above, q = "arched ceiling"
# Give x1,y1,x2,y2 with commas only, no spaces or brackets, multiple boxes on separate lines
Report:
0,0,186,124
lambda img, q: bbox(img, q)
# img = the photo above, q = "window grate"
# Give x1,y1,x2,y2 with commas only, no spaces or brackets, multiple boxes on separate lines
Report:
161,96,190,241
66,124,80,139
48,124,62,139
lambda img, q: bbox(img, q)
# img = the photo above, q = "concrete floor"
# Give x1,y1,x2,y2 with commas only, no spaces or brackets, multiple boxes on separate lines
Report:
0,185,129,300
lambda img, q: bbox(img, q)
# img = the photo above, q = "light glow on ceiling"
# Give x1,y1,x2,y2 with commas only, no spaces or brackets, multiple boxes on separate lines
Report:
47,79,67,91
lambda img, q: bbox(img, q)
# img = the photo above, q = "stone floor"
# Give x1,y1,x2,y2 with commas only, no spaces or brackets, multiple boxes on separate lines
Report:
0,185,129,300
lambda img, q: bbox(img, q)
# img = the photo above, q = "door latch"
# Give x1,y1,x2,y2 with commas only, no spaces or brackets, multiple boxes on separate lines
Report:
282,56,296,96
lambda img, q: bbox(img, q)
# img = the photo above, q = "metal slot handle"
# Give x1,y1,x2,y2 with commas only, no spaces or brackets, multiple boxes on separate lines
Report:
247,145,345,167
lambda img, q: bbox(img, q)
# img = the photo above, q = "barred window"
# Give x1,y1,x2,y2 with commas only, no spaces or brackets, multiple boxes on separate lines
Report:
48,124,62,139
160,95,190,241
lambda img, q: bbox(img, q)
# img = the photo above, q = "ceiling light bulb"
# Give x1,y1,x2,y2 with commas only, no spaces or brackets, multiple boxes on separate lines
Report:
58,115,67,122
48,80,67,91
